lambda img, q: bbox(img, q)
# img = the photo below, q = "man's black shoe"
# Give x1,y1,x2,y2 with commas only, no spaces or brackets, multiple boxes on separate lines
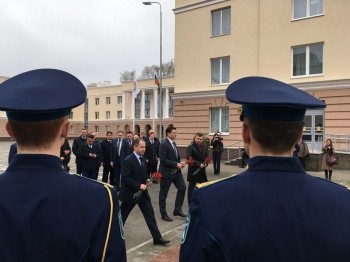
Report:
153,237,170,245
173,211,186,217
161,214,173,221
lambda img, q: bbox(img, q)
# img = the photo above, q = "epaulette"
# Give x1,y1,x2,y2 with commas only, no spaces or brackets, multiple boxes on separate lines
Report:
71,173,114,188
196,174,236,189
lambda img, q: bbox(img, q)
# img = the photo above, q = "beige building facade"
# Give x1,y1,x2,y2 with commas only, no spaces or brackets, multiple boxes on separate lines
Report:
172,0,350,151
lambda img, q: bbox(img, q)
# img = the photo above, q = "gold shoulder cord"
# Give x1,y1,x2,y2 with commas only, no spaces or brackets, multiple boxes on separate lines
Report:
101,184,114,262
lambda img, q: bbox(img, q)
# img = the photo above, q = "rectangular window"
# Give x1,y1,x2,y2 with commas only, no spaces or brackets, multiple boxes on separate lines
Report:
69,125,74,133
211,57,230,85
117,96,122,104
95,98,99,105
106,97,111,105
69,111,73,119
95,112,99,119
212,8,231,36
106,111,110,119
105,125,110,131
117,111,122,119
210,107,229,133
94,126,99,133
293,0,323,19
292,43,323,77
145,94,151,118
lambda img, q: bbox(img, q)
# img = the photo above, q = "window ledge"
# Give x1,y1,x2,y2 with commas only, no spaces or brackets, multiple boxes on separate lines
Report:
291,73,324,79
291,14,324,22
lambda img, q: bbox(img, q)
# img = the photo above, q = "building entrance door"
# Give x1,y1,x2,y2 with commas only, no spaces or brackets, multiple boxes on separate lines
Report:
303,110,325,152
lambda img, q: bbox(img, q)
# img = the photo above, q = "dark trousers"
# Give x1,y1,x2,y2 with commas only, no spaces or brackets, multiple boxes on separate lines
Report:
121,197,162,241
102,162,115,185
212,151,222,174
113,158,122,190
76,162,82,175
159,174,186,216
187,182,196,207
325,169,333,180
82,169,98,180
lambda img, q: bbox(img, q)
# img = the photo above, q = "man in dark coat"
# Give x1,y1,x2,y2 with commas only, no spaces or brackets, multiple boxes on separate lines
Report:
101,131,114,185
180,76,350,261
186,132,209,206
110,130,126,190
72,128,87,175
145,130,160,177
119,138,170,246
158,124,187,222
0,68,126,261
79,134,101,180
60,138,71,172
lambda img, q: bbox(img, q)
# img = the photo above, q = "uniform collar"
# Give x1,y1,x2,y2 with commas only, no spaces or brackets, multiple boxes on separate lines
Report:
7,154,63,171
247,156,305,173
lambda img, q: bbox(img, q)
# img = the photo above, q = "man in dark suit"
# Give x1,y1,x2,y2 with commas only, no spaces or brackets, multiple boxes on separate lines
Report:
119,138,170,246
79,135,101,180
186,132,209,206
110,130,126,190
120,130,134,162
0,68,126,260
180,77,350,261
72,128,88,175
158,124,187,222
60,138,71,172
145,130,160,177
101,131,114,185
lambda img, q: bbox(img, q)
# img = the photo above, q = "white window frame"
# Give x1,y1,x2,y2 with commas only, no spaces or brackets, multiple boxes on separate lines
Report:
212,7,231,37
117,96,122,104
291,43,323,78
292,0,324,20
210,107,229,134
211,56,230,85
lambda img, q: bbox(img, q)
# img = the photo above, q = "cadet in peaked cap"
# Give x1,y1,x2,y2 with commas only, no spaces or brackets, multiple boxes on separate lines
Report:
180,76,350,261
0,69,126,261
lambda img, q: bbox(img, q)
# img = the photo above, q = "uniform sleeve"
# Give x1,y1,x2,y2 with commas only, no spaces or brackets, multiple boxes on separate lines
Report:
180,189,211,261
180,188,228,262
89,188,127,261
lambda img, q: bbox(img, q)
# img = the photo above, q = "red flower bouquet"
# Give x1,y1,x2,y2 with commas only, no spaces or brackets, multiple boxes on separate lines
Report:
133,172,163,200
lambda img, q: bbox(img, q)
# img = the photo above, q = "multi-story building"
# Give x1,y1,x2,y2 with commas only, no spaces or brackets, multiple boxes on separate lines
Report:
172,0,350,151
84,76,174,139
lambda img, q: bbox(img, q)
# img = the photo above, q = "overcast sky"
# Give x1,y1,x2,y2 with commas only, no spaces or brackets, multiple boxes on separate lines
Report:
0,0,175,85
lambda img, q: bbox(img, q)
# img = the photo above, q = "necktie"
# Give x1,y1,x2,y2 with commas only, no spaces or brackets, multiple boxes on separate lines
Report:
151,140,154,144
139,156,144,167
117,139,121,156
172,141,177,155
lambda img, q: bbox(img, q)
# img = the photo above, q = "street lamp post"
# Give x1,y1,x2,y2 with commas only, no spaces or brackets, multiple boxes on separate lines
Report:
143,1,163,141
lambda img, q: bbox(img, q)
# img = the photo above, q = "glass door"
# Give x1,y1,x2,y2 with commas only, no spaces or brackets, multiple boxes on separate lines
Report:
303,109,325,152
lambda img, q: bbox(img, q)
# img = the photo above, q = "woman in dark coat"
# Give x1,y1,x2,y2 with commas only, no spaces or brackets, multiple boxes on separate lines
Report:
321,139,335,180
186,132,209,206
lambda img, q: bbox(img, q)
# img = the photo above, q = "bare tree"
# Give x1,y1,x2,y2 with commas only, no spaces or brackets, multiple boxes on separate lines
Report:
119,70,136,82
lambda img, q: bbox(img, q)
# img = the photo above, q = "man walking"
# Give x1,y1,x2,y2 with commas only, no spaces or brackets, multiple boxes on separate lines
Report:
101,131,114,185
110,130,126,191
72,128,87,175
119,138,170,246
159,124,187,222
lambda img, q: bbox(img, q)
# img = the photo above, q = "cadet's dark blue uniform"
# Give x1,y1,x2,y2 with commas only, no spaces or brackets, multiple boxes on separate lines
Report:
0,68,127,261
0,154,126,261
180,76,350,261
180,156,350,261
